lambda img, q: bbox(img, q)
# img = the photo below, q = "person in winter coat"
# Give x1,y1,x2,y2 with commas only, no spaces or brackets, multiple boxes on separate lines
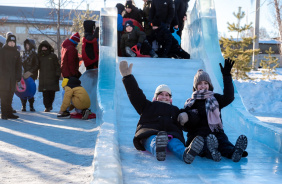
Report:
122,1,143,25
151,18,190,59
82,20,99,70
119,60,204,164
177,58,248,162
57,77,91,120
21,39,39,112
38,40,61,112
149,0,175,29
0,34,22,120
170,0,189,37
141,0,153,38
61,32,81,79
121,20,158,58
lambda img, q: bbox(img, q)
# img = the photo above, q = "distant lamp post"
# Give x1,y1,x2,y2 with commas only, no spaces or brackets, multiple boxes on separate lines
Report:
252,0,260,70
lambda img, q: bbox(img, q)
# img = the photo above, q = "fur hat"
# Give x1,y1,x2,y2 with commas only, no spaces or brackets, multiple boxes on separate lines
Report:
70,32,80,43
125,1,133,9
193,69,214,91
124,20,134,29
61,78,69,88
6,34,16,45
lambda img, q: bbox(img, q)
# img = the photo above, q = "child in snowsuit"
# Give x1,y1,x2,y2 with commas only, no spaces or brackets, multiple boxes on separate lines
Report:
21,39,39,112
121,20,158,58
177,58,248,162
151,18,190,59
0,34,22,119
119,60,204,164
38,40,61,112
57,77,91,120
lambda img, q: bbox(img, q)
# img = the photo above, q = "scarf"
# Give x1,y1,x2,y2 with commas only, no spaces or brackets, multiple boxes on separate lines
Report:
22,48,35,62
184,90,223,132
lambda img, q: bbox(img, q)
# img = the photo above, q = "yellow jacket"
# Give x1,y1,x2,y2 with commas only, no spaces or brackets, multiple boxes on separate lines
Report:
60,86,91,112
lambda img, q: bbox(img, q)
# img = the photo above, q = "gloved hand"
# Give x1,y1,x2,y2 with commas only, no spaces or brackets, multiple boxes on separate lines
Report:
177,112,189,126
137,43,142,50
23,71,33,79
119,60,133,77
220,58,235,75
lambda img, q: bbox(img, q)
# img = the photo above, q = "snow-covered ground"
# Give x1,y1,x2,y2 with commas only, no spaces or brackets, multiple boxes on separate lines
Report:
234,68,282,127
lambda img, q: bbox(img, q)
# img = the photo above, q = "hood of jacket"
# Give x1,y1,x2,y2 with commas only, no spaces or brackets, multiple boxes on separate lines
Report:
24,39,36,51
38,40,54,55
61,39,76,49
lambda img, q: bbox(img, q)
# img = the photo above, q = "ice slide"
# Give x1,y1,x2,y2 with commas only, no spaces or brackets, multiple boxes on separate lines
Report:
81,0,282,183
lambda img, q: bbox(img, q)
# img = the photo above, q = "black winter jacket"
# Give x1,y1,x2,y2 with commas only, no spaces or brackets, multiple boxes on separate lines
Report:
123,74,185,151
171,0,189,29
37,40,61,92
181,75,234,146
22,39,39,80
122,6,143,25
0,44,22,92
149,0,175,26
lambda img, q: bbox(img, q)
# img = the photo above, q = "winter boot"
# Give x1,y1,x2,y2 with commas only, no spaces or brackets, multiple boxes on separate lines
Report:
206,134,221,162
21,99,27,112
183,136,204,164
155,131,169,161
125,47,136,57
6,113,19,119
57,111,70,118
149,49,158,58
232,135,248,162
82,109,91,120
29,98,35,112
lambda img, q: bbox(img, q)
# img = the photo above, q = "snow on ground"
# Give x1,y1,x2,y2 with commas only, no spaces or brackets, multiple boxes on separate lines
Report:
0,81,99,184
234,68,282,127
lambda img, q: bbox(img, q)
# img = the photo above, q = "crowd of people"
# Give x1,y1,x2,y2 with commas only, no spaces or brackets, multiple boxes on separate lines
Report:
117,0,190,59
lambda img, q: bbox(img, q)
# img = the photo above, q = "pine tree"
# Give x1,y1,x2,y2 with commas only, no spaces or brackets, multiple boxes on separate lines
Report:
260,47,279,79
72,8,99,54
219,7,260,80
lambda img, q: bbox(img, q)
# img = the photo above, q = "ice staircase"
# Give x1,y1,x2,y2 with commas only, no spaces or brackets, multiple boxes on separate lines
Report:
87,0,282,183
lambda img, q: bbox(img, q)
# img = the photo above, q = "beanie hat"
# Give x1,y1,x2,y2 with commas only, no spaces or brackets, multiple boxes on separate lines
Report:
6,34,16,45
70,32,80,43
61,78,69,88
6,32,13,39
116,3,125,14
154,84,172,98
124,20,134,30
125,1,133,9
193,69,214,91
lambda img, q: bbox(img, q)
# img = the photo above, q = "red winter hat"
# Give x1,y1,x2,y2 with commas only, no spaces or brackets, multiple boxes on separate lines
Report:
70,32,80,43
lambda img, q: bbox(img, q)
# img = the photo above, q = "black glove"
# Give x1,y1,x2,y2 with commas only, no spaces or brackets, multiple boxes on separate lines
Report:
137,43,142,50
220,58,235,75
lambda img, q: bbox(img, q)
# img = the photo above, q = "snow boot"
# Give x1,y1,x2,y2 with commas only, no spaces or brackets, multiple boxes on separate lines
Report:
206,134,221,162
183,136,204,164
125,47,136,57
149,49,158,58
155,131,169,161
232,135,248,162
29,98,35,112
82,109,91,120
57,111,70,118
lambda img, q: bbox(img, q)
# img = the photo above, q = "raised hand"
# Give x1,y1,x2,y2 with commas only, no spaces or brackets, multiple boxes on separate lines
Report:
119,60,133,77
219,58,235,75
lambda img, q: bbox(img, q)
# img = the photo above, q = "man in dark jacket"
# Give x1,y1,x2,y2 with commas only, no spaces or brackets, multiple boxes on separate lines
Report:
21,39,39,112
61,32,81,79
149,0,175,29
0,34,22,119
38,40,61,112
119,60,204,164
170,0,189,37
122,1,143,25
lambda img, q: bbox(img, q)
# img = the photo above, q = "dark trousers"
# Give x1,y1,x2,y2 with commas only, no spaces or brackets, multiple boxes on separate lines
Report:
200,131,235,159
169,48,190,59
140,40,153,55
21,97,35,106
42,91,55,109
0,90,13,115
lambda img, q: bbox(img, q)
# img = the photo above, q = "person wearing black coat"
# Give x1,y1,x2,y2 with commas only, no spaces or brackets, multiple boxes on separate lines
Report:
21,39,39,112
122,1,143,25
178,58,248,162
149,0,175,29
151,19,190,59
37,40,61,112
119,60,204,164
0,34,22,119
170,0,189,37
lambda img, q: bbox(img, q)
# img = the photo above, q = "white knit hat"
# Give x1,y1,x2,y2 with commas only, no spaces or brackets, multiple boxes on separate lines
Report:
154,84,172,98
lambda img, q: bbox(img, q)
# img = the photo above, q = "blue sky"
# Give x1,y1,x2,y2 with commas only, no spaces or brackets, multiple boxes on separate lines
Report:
0,0,277,38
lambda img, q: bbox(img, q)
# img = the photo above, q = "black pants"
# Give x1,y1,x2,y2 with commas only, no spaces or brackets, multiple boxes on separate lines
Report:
168,48,190,59
42,91,55,109
0,90,14,115
140,40,153,55
21,97,35,106
200,131,235,159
